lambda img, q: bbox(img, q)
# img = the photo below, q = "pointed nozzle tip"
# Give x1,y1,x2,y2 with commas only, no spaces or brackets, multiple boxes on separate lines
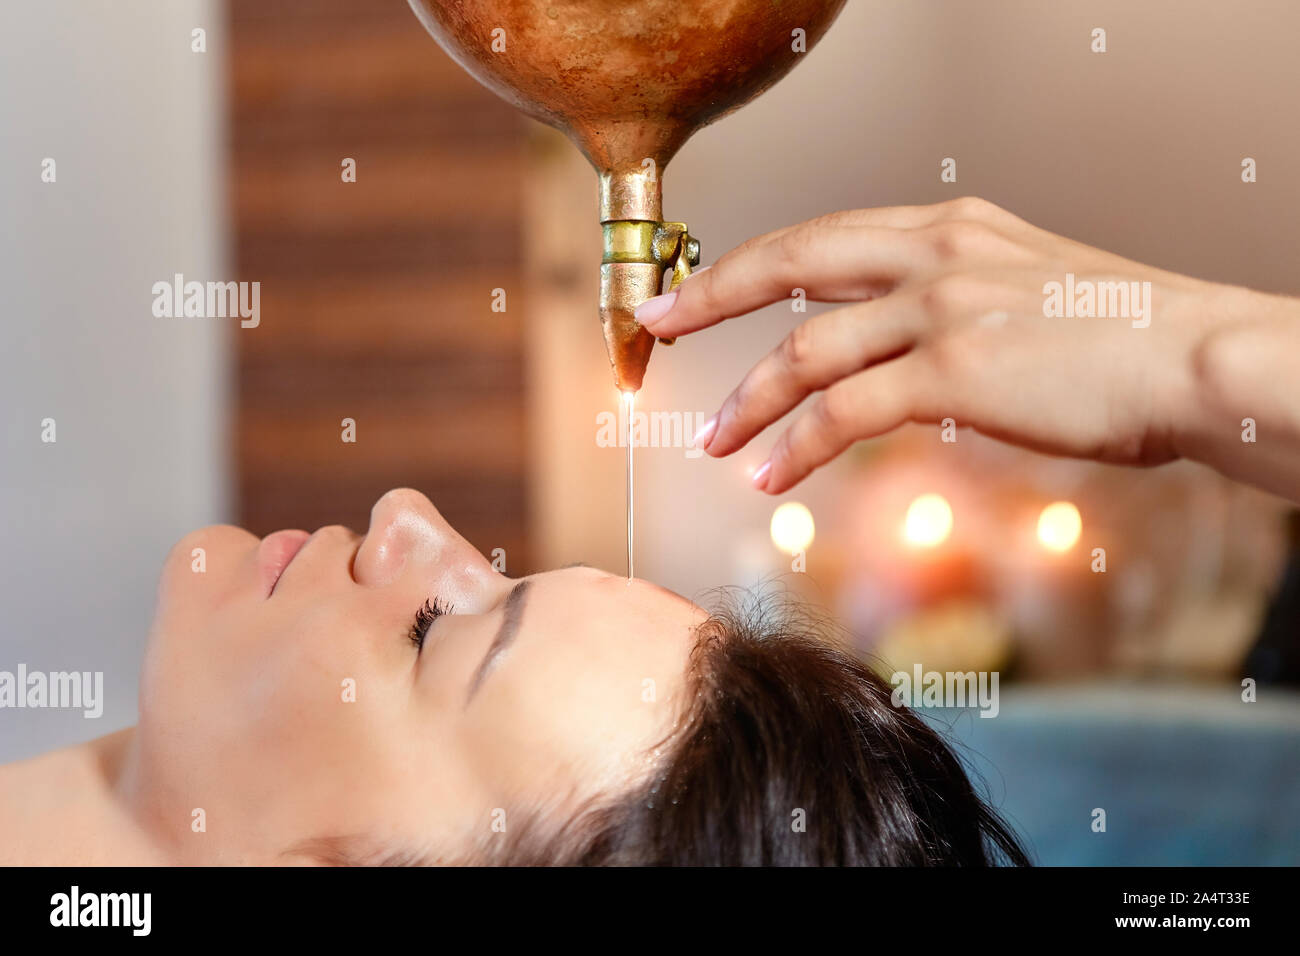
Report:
607,326,654,394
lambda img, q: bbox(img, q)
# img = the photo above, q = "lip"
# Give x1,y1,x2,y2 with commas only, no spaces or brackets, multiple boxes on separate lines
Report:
258,529,312,597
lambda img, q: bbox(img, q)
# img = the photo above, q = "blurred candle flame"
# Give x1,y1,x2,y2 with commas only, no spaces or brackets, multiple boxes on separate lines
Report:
1037,501,1082,553
903,493,953,548
770,501,815,555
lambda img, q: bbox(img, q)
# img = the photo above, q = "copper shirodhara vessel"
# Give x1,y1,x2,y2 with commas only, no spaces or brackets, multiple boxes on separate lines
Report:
409,0,847,392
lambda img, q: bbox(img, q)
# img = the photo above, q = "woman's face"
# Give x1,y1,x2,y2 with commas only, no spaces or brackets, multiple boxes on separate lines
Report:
130,489,704,863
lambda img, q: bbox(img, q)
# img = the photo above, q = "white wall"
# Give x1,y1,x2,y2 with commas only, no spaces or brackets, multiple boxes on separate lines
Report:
0,1,228,760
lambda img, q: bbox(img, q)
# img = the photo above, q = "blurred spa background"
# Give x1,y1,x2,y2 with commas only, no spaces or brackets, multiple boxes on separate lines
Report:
2,0,1298,863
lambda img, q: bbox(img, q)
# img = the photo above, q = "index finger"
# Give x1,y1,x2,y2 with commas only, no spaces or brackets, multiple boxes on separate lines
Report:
635,222,925,339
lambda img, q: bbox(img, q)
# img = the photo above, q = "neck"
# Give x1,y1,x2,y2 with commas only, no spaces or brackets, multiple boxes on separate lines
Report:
0,729,169,865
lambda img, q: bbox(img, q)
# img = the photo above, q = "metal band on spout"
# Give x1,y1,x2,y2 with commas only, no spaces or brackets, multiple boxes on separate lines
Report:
601,220,701,344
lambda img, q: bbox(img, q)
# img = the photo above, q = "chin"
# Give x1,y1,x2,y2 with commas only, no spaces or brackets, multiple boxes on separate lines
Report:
153,524,258,619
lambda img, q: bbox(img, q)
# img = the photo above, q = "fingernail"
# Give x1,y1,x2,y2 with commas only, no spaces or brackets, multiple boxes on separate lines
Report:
751,460,772,491
634,291,677,328
692,415,718,452
685,264,711,280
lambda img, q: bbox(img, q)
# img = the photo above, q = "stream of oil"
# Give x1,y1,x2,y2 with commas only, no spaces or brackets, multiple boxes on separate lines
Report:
624,390,634,580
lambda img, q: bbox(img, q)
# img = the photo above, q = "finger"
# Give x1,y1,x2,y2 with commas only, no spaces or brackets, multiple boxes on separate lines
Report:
748,197,1032,269
754,355,929,495
741,197,1015,252
751,203,964,245
636,223,927,339
705,298,921,458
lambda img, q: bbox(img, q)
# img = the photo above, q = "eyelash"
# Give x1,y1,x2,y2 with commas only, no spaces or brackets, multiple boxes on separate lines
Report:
408,597,453,652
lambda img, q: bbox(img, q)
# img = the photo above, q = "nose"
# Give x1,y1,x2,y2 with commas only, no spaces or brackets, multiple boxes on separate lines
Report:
353,488,502,607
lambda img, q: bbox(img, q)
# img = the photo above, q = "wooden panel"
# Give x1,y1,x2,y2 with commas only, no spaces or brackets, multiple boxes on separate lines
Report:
230,18,484,105
236,391,526,479
232,151,525,231
233,221,519,280
228,0,532,569
244,275,524,354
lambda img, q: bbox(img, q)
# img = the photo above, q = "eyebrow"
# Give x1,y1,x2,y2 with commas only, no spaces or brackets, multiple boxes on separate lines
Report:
464,579,531,705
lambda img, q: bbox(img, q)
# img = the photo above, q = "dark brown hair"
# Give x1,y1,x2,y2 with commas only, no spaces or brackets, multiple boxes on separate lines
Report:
487,590,1030,867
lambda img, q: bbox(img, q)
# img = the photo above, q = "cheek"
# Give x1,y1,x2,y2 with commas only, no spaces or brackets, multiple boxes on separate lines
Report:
145,596,391,736
134,596,418,853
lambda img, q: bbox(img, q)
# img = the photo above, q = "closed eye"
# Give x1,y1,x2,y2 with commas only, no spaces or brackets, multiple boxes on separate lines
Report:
408,597,452,652
465,579,531,704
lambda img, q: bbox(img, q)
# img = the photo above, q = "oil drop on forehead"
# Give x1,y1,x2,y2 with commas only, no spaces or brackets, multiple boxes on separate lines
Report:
623,390,635,581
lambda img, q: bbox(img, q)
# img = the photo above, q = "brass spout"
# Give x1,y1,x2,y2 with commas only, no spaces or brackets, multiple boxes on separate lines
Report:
598,168,700,392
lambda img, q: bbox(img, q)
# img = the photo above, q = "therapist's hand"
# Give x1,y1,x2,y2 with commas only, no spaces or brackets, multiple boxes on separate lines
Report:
634,197,1300,501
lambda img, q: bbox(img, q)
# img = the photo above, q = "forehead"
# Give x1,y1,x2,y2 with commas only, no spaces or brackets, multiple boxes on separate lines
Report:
515,568,705,681
466,567,702,788
527,566,704,622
